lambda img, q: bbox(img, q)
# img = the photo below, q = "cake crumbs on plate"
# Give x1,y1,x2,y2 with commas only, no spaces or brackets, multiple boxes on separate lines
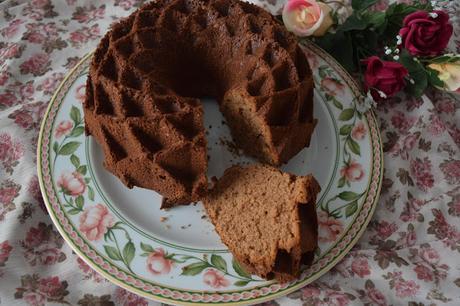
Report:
219,137,242,157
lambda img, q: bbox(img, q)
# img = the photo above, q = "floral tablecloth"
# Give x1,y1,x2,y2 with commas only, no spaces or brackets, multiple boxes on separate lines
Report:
0,0,459,305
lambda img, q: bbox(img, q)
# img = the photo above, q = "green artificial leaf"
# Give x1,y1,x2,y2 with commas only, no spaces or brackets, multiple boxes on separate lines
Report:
316,31,355,72
70,154,80,168
75,195,84,209
67,208,80,215
345,200,358,217
347,138,361,155
339,108,355,121
234,280,250,287
232,259,251,278
340,124,353,136
77,165,87,175
69,126,84,137
340,15,369,32
426,67,444,88
87,185,95,201
352,0,378,11
365,12,386,28
181,262,209,276
211,254,227,272
104,245,122,261
338,191,360,201
140,242,155,253
53,141,59,154
70,106,81,124
429,55,460,64
58,142,80,155
123,241,135,266
400,50,427,97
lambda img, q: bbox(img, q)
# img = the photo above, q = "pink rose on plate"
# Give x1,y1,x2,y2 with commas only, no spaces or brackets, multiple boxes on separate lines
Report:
395,279,419,298
421,247,440,264
414,264,433,282
75,84,86,103
321,77,345,96
351,121,366,140
23,291,45,306
340,160,365,182
146,248,174,275
57,171,85,196
203,269,230,289
351,257,370,278
79,204,114,241
55,120,73,138
367,287,387,305
318,210,344,243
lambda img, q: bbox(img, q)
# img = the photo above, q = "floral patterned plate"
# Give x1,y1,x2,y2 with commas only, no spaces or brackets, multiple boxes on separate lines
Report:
37,41,383,305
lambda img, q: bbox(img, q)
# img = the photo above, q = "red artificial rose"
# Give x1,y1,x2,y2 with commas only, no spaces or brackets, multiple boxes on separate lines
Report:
399,10,453,57
362,56,408,101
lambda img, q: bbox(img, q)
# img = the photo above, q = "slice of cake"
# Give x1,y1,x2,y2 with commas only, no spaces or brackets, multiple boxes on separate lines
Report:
204,164,320,282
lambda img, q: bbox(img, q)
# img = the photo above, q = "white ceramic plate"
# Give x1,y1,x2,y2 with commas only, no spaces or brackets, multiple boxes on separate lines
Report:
38,41,383,305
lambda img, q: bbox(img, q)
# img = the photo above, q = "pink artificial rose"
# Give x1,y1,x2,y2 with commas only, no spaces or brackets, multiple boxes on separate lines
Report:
421,247,440,264
395,279,420,298
321,77,345,96
318,211,344,242
57,171,85,196
362,56,408,101
399,10,453,56
351,257,371,278
351,121,366,140
340,160,365,182
75,84,86,103
55,120,73,138
367,287,387,305
146,248,174,275
79,204,114,241
282,0,324,37
203,269,230,288
414,264,433,281
23,292,45,306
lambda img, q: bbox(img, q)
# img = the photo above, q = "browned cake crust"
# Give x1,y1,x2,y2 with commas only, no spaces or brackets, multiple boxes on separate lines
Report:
84,0,316,207
204,165,320,282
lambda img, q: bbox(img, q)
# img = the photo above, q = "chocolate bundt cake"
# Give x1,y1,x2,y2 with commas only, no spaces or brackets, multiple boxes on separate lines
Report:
84,0,316,207
204,165,320,282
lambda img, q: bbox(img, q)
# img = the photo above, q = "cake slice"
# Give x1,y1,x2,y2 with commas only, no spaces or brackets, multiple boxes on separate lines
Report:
204,165,320,282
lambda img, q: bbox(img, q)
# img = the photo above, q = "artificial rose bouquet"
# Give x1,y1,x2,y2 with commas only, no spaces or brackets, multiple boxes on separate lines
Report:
281,0,459,104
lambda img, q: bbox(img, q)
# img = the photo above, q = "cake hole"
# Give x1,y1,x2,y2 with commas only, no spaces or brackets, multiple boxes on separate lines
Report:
224,21,236,36
247,16,261,34
273,249,293,274
246,76,266,97
136,11,158,29
273,64,294,91
295,46,309,80
298,83,314,122
266,94,296,126
274,28,289,49
136,30,156,49
100,53,118,81
170,0,192,14
130,125,163,154
239,2,258,14
262,48,278,67
111,20,131,42
193,14,208,29
131,50,156,74
118,91,143,117
212,0,229,17
114,37,134,58
154,97,182,113
84,77,94,110
101,127,127,162
167,113,200,140
159,10,178,32
120,68,142,90
94,84,114,115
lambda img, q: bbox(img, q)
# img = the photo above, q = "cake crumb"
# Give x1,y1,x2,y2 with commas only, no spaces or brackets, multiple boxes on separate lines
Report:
160,216,168,222
201,215,207,219
219,137,242,158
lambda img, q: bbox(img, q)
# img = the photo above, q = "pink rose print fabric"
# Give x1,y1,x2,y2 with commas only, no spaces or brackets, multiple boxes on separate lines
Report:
0,0,459,305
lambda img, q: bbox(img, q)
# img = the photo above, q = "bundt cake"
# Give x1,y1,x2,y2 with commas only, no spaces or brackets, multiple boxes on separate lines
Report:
84,0,316,207
204,165,320,282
